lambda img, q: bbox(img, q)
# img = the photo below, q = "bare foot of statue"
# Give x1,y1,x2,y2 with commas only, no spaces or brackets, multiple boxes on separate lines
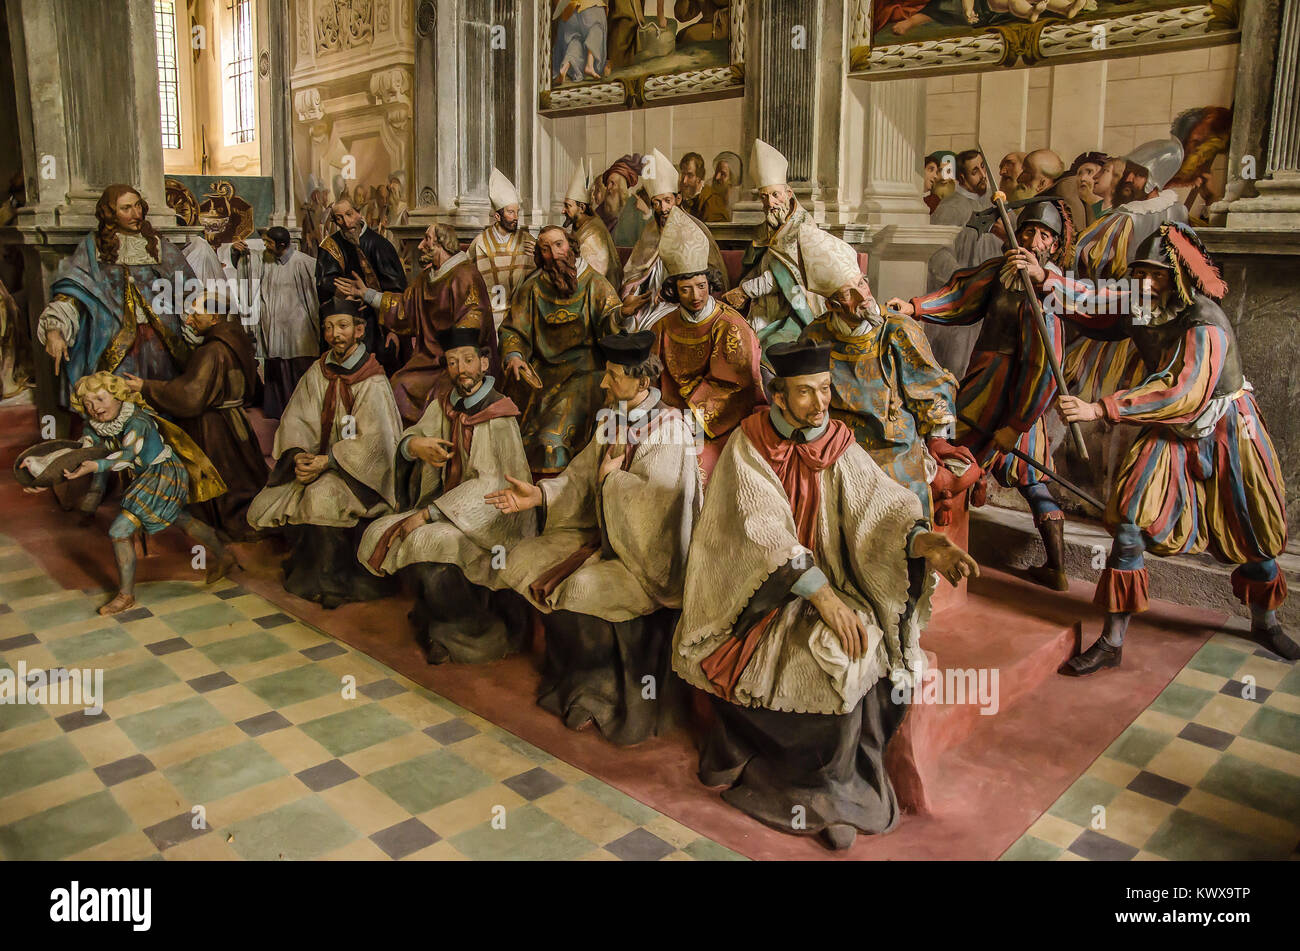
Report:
98,592,137,616
892,14,931,35
1061,636,1122,676
584,52,600,80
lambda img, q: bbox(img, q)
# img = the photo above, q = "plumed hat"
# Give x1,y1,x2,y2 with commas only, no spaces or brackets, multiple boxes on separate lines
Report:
1131,222,1228,305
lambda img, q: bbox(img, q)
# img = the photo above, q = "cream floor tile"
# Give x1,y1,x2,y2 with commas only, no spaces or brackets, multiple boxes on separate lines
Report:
661,850,695,861
574,848,621,861
339,731,438,776
641,813,701,850
1174,667,1229,693
157,650,222,682
163,833,242,860
65,721,139,767
533,757,590,785
1193,694,1260,734
263,623,331,650
1133,708,1190,736
418,783,527,839
1266,691,1300,718
278,692,356,725
1224,735,1300,778
68,829,159,861
37,617,120,641
206,775,311,830
1055,850,1089,861
321,837,391,861
203,685,273,723
148,725,249,771
254,729,335,774
227,650,313,683
534,785,636,846
1086,755,1141,789
0,716,60,754
118,618,182,644
378,691,453,729
402,840,469,861
1178,788,1300,844
1143,737,1223,788
110,772,190,828
0,771,100,825
107,683,195,719
1132,850,1168,861
451,733,541,780
1096,790,1175,850
1025,813,1085,850
1235,655,1290,691
319,779,414,835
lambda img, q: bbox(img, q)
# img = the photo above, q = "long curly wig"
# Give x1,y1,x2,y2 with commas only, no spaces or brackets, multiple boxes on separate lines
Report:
94,184,161,264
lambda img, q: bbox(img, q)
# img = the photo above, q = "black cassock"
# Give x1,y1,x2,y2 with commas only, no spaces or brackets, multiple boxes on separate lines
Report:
315,228,408,372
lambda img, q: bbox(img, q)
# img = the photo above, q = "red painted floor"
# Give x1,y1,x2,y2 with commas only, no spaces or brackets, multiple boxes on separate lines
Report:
0,404,1227,859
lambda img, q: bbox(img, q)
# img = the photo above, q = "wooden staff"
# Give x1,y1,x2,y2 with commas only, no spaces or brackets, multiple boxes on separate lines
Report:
977,145,1089,461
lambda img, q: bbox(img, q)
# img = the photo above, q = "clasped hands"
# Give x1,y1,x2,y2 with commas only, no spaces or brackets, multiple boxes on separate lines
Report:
294,453,330,485
809,532,978,660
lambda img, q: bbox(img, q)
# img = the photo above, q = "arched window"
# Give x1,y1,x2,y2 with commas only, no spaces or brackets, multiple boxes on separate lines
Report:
155,0,182,150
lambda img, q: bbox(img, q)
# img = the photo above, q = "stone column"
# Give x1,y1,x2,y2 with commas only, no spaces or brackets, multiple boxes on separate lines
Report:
259,0,297,229
1222,0,1300,230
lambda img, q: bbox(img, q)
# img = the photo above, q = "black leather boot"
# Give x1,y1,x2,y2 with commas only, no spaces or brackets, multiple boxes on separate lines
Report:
1027,516,1069,591
1062,636,1122,676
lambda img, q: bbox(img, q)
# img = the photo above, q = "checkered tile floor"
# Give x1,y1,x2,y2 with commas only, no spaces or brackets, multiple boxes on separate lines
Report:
0,536,743,861
1003,626,1300,861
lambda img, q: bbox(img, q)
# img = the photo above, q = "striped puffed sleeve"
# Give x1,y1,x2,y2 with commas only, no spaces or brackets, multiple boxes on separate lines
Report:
1100,324,1227,425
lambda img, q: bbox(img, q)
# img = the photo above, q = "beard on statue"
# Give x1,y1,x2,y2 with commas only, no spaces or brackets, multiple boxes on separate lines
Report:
542,245,578,295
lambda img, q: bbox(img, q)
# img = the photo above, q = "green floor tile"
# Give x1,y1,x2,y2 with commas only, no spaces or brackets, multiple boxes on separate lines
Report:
162,603,247,637
366,750,494,815
1197,753,1300,825
47,626,137,664
0,575,63,601
683,837,747,862
1104,724,1173,768
198,631,291,668
1187,643,1249,679
132,581,204,606
116,696,228,752
299,703,413,757
223,795,359,861
1144,808,1285,861
1240,706,1300,756
22,598,102,632
0,790,133,860
487,728,555,765
0,552,34,574
1046,774,1121,826
0,735,89,799
0,697,49,730
1274,665,1300,698
1149,682,1215,720
102,659,181,702
575,776,664,826
163,740,287,804
1000,835,1064,861
244,663,341,708
450,803,596,861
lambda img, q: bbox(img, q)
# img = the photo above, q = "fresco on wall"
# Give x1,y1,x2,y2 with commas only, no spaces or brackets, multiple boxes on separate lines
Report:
541,0,744,115
1169,105,1233,226
169,175,274,233
851,0,1239,78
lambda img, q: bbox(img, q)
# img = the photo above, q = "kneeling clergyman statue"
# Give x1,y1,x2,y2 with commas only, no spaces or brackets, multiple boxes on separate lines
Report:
671,341,978,851
247,300,402,608
487,331,701,746
359,327,536,664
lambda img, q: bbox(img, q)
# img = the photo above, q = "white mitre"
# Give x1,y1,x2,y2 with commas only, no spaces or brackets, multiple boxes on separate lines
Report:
752,138,789,190
659,207,711,278
564,159,590,205
641,148,680,199
798,223,862,298
489,168,521,211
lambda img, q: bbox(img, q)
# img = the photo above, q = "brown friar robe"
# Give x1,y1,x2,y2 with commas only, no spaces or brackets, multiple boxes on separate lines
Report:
372,251,499,425
141,319,268,538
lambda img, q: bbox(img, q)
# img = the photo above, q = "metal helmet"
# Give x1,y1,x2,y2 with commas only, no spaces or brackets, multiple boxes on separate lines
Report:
1015,199,1064,239
1125,138,1185,192
1130,229,1175,271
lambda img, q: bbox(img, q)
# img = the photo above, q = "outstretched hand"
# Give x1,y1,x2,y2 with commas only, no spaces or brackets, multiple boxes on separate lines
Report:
484,475,543,513
912,531,980,587
61,459,98,482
